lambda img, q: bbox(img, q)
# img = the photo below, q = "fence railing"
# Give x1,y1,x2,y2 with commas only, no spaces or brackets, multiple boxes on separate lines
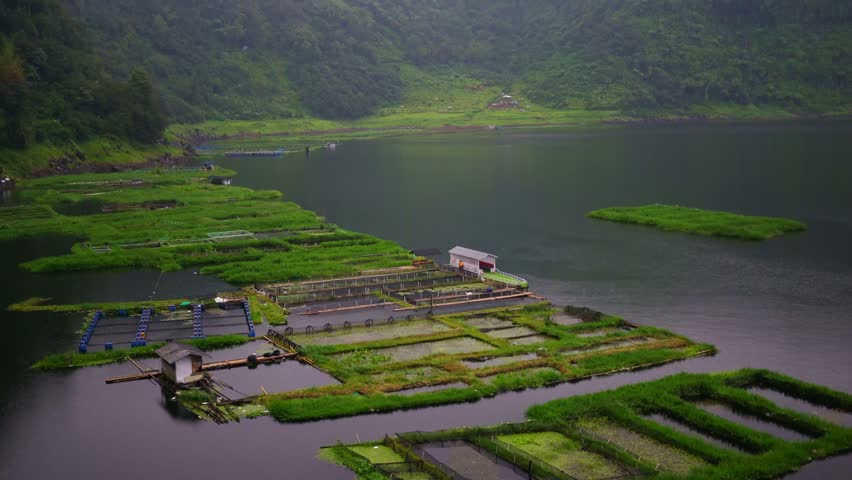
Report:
438,264,481,280
489,268,529,286
261,268,447,294
266,329,301,352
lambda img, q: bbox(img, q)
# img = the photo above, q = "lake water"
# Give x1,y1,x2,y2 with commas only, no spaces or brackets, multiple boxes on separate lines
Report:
1,122,851,478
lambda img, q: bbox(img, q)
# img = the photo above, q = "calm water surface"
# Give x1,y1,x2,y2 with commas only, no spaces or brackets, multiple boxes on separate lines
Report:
1,122,851,479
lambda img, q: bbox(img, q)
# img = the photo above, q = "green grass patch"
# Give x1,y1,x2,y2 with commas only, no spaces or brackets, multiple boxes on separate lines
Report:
348,445,405,464
32,343,165,370
0,138,181,179
7,297,192,313
318,446,393,480
268,387,483,422
587,204,806,241
178,388,213,404
3,168,409,282
481,271,528,288
498,431,632,479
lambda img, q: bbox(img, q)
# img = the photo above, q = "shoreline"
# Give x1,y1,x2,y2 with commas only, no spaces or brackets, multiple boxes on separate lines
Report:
4,110,850,180
174,109,852,146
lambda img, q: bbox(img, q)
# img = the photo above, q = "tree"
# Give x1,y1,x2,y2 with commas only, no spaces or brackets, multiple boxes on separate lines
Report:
118,69,167,143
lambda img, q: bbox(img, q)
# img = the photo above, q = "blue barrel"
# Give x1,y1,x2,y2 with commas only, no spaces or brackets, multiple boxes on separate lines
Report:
105,342,113,351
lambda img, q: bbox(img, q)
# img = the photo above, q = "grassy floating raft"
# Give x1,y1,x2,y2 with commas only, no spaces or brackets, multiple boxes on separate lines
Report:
587,204,806,240
0,168,411,282
251,303,714,423
322,369,852,480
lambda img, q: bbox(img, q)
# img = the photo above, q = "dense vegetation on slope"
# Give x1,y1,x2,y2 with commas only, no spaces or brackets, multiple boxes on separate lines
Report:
0,0,167,148
2,0,851,172
61,0,404,122
61,0,852,123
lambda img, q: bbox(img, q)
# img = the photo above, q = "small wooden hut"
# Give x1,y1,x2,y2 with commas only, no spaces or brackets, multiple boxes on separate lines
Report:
156,343,204,384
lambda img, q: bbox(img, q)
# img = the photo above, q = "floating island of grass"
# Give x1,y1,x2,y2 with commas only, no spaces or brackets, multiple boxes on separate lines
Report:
322,369,852,480
587,204,806,241
0,168,411,283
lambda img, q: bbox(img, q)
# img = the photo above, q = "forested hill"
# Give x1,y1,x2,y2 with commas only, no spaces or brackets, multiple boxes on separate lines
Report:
60,0,852,123
2,0,851,155
0,0,166,149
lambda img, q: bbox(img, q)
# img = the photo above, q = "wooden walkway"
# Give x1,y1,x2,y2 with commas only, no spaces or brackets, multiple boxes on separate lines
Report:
104,352,297,384
105,370,162,384
202,352,296,370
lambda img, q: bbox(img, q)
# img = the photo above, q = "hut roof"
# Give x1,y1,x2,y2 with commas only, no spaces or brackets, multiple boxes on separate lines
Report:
156,342,203,364
448,246,497,260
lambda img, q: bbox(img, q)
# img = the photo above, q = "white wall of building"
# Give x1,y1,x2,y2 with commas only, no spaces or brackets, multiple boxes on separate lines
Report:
450,254,496,275
174,357,194,383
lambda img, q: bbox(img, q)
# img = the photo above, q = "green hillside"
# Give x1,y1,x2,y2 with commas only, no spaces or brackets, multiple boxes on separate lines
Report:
2,0,851,175
0,0,171,176
61,0,852,122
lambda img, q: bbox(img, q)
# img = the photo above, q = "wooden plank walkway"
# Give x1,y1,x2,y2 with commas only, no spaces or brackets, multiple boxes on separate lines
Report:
104,352,296,384
202,352,296,370
105,370,161,384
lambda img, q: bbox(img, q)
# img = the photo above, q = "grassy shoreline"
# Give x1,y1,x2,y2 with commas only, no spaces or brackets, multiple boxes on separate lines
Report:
169,103,849,145
588,204,807,241
0,138,185,179
5,105,847,180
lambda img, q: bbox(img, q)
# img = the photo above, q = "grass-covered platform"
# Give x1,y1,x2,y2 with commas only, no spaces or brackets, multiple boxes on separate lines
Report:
0,168,411,283
322,369,852,480
587,204,806,241
245,303,713,423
